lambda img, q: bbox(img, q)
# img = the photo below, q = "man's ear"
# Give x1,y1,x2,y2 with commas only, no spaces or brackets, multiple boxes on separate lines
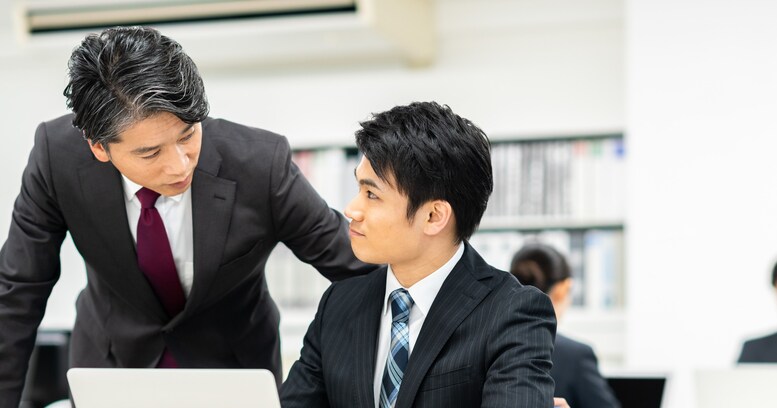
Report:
88,140,111,163
422,200,453,237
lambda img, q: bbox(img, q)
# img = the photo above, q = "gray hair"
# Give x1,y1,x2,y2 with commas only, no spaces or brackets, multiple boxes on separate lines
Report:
64,26,209,147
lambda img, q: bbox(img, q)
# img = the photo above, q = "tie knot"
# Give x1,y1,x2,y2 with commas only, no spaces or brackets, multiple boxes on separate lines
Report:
389,288,414,323
136,187,161,209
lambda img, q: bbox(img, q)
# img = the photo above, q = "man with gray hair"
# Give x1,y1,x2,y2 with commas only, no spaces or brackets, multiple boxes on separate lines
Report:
0,26,371,407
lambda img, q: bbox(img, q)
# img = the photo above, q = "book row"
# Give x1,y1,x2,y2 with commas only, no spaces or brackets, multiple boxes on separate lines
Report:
485,138,626,222
292,137,626,225
469,229,625,310
266,228,624,311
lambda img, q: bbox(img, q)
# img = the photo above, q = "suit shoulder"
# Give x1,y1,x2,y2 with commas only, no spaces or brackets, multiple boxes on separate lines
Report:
744,331,777,345
37,114,92,156
498,270,551,301
481,268,555,334
555,334,595,358
200,118,291,175
469,254,553,313
468,247,548,301
320,268,386,309
202,117,287,146
742,331,777,354
40,113,77,135
330,270,379,291
23,114,98,176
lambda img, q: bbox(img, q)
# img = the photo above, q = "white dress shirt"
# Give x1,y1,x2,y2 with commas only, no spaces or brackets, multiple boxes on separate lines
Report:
122,176,195,297
372,243,465,407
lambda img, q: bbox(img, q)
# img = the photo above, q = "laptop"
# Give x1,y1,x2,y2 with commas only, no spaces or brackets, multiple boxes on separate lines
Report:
606,372,668,408
67,368,280,408
695,366,777,408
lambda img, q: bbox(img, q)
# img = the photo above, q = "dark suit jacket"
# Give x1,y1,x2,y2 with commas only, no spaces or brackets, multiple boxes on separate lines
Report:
738,331,777,363
280,244,556,408
551,334,620,408
0,114,372,407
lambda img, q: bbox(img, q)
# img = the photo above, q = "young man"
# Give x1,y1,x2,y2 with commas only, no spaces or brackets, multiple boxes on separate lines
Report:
0,26,372,407
280,102,557,407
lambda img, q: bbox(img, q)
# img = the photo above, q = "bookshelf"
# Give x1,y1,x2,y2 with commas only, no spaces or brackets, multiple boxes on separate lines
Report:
474,136,626,310
267,134,627,372
473,135,626,366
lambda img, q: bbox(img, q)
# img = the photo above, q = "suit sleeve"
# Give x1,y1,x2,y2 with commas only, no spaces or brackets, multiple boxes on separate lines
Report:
0,122,67,408
267,136,375,281
481,285,556,408
573,343,621,408
280,284,334,408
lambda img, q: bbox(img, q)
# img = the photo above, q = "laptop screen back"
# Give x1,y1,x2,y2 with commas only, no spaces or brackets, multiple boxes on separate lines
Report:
67,368,280,408
606,375,666,408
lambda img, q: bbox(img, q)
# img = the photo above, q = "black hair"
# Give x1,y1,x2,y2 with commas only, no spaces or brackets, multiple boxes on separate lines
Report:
64,26,209,146
772,260,777,287
355,101,493,243
510,243,571,294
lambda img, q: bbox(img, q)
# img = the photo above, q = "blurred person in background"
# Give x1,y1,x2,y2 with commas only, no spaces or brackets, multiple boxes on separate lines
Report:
511,243,620,408
738,260,777,363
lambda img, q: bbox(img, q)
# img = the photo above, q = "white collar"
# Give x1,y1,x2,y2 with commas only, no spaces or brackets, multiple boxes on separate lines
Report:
121,175,185,203
383,243,465,319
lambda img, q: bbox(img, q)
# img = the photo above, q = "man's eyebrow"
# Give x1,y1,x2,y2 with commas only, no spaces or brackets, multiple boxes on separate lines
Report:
358,178,382,190
131,144,161,155
130,124,194,155
353,169,383,190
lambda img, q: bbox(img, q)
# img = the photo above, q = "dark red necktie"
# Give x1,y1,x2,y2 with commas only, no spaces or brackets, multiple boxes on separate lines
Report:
136,187,186,368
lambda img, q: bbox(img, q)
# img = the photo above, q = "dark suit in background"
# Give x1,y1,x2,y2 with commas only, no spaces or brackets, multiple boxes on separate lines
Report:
0,114,372,406
280,244,556,408
738,331,777,363
551,334,620,408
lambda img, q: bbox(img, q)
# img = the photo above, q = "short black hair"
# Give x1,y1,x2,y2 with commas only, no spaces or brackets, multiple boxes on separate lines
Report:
355,101,493,243
772,260,777,287
510,243,571,294
64,26,209,146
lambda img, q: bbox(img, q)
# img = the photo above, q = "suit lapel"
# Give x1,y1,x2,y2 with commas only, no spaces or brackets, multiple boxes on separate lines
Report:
350,268,387,407
395,245,493,408
78,160,167,322
172,123,236,323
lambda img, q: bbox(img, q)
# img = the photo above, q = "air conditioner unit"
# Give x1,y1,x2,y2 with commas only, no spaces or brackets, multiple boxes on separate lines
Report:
23,0,359,32
13,0,435,67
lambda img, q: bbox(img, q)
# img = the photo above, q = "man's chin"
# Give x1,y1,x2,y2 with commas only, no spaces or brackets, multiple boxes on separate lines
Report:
158,183,191,197
351,247,382,265
159,173,194,196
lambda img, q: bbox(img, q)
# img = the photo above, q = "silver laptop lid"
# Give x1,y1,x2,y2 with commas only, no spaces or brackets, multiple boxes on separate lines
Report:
696,366,777,408
67,368,280,408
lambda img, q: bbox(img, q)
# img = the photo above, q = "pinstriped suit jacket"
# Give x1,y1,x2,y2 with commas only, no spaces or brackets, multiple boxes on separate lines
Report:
281,243,557,408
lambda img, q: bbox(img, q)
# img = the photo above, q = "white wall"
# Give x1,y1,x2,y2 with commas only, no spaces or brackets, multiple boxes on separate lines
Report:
626,0,777,406
0,0,624,329
201,0,624,146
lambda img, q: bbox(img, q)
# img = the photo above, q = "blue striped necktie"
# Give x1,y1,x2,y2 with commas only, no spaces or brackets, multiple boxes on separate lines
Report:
380,288,414,408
